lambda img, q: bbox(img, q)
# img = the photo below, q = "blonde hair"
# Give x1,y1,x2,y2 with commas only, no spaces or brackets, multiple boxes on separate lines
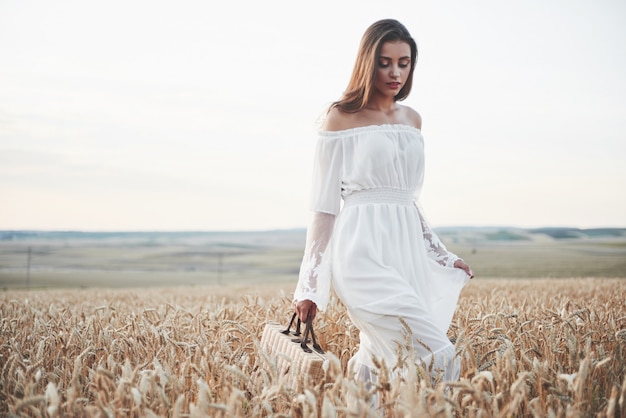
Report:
331,19,418,113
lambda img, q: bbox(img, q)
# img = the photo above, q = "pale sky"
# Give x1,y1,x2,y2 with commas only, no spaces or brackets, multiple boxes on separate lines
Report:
1,0,625,231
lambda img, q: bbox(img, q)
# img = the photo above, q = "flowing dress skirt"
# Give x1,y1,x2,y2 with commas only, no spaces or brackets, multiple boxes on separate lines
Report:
330,188,469,383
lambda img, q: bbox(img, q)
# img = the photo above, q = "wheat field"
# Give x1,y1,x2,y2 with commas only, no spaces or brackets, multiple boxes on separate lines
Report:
1,278,625,417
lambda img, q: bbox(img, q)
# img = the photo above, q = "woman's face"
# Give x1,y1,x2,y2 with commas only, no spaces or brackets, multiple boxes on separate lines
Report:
373,40,412,99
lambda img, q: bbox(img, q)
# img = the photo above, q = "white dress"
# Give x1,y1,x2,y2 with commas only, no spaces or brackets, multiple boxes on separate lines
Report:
294,124,470,384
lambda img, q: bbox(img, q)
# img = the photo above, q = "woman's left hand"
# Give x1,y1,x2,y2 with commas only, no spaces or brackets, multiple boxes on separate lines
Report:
454,259,474,279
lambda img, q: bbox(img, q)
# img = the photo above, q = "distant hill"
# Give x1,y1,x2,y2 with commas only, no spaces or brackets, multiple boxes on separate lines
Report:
0,229,307,249
2,227,625,248
528,227,626,239
434,226,626,244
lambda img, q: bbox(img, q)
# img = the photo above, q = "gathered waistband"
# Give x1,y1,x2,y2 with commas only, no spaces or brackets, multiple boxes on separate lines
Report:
343,188,415,207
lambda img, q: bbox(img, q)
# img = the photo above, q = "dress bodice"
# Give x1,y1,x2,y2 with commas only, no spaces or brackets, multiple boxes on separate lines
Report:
312,124,424,215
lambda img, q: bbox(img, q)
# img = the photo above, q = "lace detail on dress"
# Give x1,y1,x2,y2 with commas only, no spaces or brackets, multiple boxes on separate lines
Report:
296,241,329,298
416,203,459,268
293,212,336,310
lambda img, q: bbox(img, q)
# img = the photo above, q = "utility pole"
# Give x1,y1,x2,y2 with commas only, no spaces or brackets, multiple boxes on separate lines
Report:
26,247,32,289
217,253,223,285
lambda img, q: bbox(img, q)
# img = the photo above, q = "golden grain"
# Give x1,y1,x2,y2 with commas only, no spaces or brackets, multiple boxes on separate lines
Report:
1,278,625,417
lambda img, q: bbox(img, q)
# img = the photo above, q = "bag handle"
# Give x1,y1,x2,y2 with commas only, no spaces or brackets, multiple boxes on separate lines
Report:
281,312,324,354
281,312,302,336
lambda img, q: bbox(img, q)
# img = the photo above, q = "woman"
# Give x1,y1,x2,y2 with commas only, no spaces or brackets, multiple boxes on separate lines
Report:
293,19,473,390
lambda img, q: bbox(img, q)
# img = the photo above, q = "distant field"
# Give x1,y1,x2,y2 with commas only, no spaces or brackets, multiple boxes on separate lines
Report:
1,228,625,289
0,230,305,289
449,240,626,278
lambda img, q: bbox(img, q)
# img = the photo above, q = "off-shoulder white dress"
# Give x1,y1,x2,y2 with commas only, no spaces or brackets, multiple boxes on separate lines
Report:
294,124,470,384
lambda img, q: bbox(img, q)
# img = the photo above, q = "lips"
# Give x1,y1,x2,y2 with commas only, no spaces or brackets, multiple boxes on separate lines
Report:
387,82,401,89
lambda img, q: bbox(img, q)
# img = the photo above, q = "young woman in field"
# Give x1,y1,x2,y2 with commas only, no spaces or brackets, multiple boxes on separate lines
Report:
293,19,473,395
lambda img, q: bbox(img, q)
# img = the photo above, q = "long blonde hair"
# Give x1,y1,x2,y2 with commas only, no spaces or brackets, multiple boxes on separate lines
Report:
331,19,418,113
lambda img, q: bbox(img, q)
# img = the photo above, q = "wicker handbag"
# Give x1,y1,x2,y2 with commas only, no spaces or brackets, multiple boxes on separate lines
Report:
258,313,327,392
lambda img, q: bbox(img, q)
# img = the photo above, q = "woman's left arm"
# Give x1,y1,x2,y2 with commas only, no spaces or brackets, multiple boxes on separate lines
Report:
415,202,474,278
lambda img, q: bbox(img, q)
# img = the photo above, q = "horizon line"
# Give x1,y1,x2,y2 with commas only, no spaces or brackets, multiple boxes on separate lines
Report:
2,225,626,234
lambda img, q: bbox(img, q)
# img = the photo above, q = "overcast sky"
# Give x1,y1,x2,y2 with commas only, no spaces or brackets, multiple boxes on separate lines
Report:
1,0,625,231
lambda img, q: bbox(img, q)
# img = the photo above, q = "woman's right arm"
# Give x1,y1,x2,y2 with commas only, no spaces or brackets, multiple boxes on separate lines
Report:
294,211,336,321
293,131,343,318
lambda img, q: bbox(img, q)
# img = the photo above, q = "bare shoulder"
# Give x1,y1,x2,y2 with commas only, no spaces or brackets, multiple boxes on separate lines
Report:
400,105,422,130
321,106,360,132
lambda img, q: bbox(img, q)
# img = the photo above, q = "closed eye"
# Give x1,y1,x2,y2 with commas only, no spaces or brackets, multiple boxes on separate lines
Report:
378,58,411,69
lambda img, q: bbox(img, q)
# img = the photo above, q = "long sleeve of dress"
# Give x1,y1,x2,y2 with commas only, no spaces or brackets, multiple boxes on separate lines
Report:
294,212,335,310
293,137,342,311
415,202,460,268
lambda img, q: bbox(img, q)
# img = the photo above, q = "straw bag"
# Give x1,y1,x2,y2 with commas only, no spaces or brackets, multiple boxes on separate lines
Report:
258,313,327,392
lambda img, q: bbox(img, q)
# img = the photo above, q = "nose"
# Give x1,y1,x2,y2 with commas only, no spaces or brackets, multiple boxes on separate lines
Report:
390,64,401,78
